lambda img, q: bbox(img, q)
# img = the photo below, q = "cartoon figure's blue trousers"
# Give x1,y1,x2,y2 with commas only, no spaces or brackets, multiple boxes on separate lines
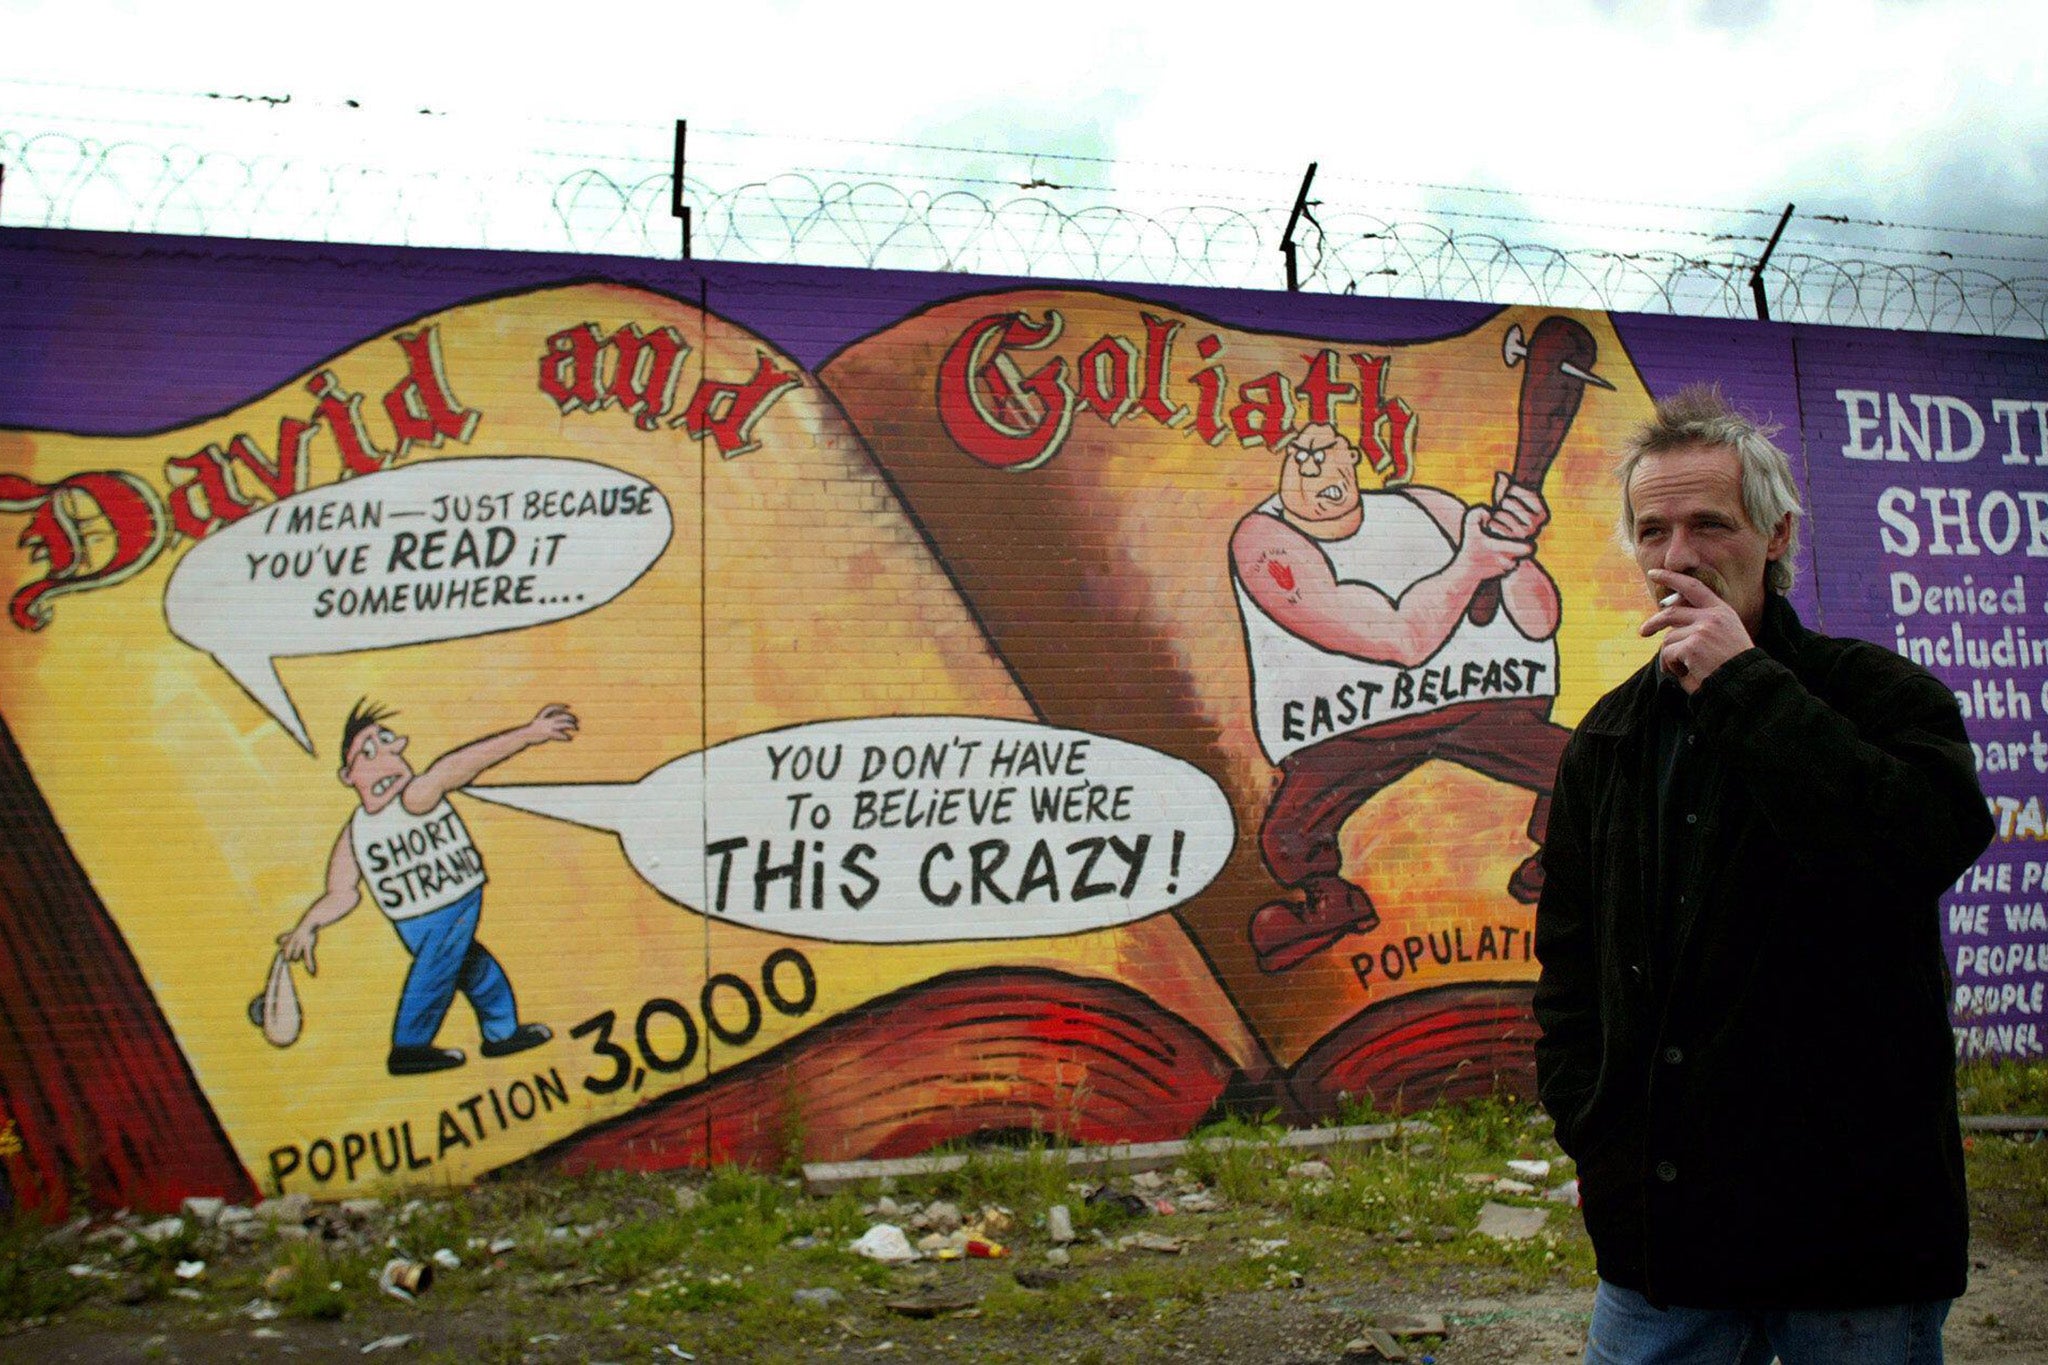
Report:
388,888,519,1048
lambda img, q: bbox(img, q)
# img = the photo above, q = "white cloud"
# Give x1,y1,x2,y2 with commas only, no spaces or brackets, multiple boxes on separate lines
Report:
3,0,2043,243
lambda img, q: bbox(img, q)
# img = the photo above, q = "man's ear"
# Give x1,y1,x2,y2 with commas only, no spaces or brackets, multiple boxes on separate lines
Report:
1766,513,1794,562
338,766,352,787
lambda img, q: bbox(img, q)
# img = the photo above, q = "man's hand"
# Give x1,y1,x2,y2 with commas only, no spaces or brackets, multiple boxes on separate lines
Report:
1485,473,1551,544
1640,568,1753,693
1456,505,1536,582
278,921,320,976
523,704,579,744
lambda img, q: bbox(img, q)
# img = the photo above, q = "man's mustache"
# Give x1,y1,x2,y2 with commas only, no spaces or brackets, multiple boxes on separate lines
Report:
1657,569,1726,597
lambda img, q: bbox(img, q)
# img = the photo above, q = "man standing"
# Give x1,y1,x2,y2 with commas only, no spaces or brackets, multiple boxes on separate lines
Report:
1232,421,1571,972
1534,387,1992,1362
280,700,576,1076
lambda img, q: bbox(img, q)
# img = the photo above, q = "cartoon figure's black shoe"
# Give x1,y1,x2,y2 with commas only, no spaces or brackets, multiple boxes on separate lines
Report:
480,1023,552,1058
388,1045,466,1075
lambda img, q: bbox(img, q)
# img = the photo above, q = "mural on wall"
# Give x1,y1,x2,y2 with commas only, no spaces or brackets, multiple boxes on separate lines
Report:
0,228,2042,1215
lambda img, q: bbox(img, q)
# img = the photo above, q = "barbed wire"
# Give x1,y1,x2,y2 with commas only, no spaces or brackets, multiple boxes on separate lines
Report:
4,129,2045,338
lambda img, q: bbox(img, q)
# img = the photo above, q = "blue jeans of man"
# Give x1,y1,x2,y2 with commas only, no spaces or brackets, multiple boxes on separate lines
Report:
1587,1281,1950,1365
389,887,517,1048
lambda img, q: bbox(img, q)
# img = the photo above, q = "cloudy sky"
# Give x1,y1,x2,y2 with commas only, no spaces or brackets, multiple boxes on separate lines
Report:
3,0,2043,279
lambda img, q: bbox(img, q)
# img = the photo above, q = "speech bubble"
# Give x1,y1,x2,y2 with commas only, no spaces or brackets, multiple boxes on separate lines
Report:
466,716,1236,943
165,457,671,751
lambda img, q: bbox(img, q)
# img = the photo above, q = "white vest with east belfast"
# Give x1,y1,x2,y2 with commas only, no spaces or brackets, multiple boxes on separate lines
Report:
349,795,488,921
1234,491,1559,763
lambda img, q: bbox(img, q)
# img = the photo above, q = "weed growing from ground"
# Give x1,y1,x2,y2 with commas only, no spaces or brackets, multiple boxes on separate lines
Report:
631,1270,755,1314
976,1272,1097,1328
584,1215,701,1284
274,1240,364,1320
15,1066,2048,1356
785,1188,865,1242
1965,1130,2048,1257
1182,1111,1288,1203
1959,1059,2048,1114
0,1214,96,1319
389,1193,477,1263
691,1167,798,1260
774,1063,811,1178
924,1139,1083,1214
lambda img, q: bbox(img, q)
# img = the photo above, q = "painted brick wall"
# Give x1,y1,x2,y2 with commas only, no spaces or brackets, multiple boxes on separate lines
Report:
0,228,2039,1214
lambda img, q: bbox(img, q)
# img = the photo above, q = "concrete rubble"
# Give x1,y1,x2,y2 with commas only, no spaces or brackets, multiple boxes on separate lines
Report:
1474,1200,1549,1241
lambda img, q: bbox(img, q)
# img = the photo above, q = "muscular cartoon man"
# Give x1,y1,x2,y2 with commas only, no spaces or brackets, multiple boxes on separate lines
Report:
279,700,577,1075
1231,423,1572,972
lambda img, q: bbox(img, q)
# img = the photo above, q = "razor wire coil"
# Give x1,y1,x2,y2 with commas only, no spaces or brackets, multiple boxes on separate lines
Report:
4,129,2045,339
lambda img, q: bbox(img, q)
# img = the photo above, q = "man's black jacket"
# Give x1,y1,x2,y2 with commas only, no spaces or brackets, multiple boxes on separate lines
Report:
1533,594,1994,1308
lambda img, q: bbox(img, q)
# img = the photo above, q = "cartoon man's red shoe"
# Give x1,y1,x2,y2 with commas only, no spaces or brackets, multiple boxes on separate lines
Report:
1250,877,1379,973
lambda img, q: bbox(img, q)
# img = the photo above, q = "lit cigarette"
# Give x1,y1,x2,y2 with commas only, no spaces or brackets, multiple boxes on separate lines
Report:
1659,592,1682,608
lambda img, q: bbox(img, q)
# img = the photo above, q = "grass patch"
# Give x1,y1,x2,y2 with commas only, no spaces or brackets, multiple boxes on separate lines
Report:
916,1141,1084,1214
1966,1130,2048,1257
1955,1058,2048,1258
516,1167,813,1286
0,1096,1613,1354
687,1167,800,1261
1959,1059,2048,1115
786,1189,866,1241
1182,1112,1290,1203
1264,1096,1597,1289
630,1270,756,1314
583,1216,702,1284
0,1215,97,1321
389,1194,477,1259
977,1272,1099,1324
271,1241,371,1320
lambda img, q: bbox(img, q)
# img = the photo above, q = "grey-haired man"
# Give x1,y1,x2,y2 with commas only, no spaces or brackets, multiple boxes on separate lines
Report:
1534,386,1992,1363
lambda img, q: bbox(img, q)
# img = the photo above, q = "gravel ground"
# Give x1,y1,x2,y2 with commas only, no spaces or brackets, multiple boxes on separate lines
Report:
6,1128,2043,1364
